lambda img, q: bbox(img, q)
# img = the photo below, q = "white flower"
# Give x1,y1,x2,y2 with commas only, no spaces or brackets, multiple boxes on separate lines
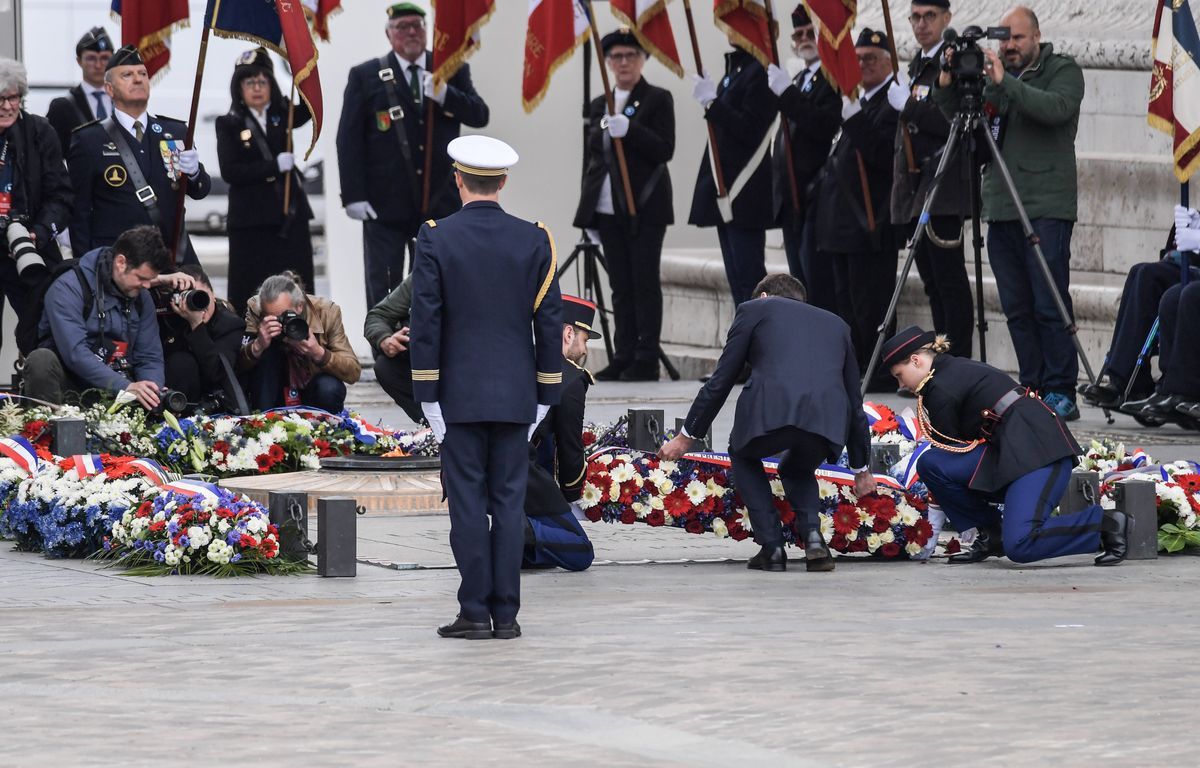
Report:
738,507,753,532
648,495,665,511
615,453,632,463
608,480,621,502
905,541,924,557
817,479,840,500
656,479,675,495
647,468,669,486
711,517,729,538
595,454,613,466
866,532,882,551
706,478,726,499
897,502,919,526
658,461,678,474
579,482,601,509
609,463,636,483
879,528,895,544
631,502,645,516
820,514,833,542
684,480,708,505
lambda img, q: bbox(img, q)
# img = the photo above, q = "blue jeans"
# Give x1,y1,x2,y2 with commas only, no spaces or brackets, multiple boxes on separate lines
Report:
986,218,1078,393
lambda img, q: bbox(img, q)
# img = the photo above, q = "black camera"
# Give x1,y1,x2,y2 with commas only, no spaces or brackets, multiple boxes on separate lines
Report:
278,309,309,341
173,289,210,312
942,26,1011,84
1,216,48,282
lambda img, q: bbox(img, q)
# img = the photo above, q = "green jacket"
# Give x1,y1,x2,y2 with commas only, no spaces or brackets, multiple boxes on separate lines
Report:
363,274,412,355
932,43,1083,222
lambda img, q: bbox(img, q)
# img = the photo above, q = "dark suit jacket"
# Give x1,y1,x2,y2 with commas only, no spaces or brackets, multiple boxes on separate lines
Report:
3,113,72,264
336,51,489,234
45,85,96,157
530,358,593,502
66,114,212,256
815,84,899,254
683,297,870,466
409,201,562,423
160,303,246,393
920,354,1081,493
688,48,776,229
573,77,675,228
215,102,314,229
772,64,841,222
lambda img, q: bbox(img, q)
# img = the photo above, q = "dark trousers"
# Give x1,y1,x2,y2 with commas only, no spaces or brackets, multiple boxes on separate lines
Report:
596,215,665,366
1158,281,1200,398
246,342,347,413
442,421,529,624
0,258,26,354
782,205,818,290
1102,259,1190,398
373,351,423,424
165,350,206,403
21,348,87,405
524,461,594,571
918,447,1102,563
729,427,829,548
363,220,415,307
909,215,974,358
987,218,1078,394
716,224,767,306
829,246,899,386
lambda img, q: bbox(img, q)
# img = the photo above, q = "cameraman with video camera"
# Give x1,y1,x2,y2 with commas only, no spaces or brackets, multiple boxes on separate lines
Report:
932,6,1085,420
0,58,73,354
159,263,247,409
240,272,361,413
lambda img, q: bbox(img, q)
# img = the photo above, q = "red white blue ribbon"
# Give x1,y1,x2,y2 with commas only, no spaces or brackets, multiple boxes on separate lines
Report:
67,454,106,479
0,436,40,475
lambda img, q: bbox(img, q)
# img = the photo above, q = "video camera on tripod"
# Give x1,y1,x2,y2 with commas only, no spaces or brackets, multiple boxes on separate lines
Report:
941,26,1011,95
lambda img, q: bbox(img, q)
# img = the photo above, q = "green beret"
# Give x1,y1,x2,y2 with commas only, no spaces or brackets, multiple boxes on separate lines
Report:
387,3,426,20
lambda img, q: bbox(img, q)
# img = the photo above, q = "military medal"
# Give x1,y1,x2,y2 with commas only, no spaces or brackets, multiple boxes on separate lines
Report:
623,104,635,117
376,110,392,131
159,138,185,186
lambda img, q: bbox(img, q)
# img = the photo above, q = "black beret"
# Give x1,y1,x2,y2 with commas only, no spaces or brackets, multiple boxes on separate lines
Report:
563,295,602,339
855,28,890,51
913,0,951,9
792,5,811,27
76,27,113,58
601,27,644,55
387,2,426,19
234,46,273,73
882,325,937,366
106,45,144,71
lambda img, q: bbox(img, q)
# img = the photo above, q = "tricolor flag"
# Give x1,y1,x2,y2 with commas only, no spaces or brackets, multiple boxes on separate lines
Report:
611,0,684,77
68,455,107,480
432,0,497,86
714,0,775,69
805,0,860,96
523,0,591,112
204,0,324,158
1148,0,1200,182
0,436,40,476
110,0,191,79
897,407,922,442
302,0,342,42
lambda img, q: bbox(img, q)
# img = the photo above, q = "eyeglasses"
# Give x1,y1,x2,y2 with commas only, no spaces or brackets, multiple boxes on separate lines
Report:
606,51,642,63
389,20,425,33
0,94,22,106
791,28,815,41
242,77,270,89
856,53,884,65
909,11,944,25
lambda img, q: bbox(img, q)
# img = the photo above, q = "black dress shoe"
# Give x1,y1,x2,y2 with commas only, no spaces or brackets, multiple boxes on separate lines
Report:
747,544,787,572
619,361,659,382
1141,394,1187,419
947,526,1005,564
1095,511,1129,566
437,614,492,639
1177,401,1200,420
1079,382,1122,408
1120,392,1170,416
801,530,835,572
493,621,522,639
595,361,629,382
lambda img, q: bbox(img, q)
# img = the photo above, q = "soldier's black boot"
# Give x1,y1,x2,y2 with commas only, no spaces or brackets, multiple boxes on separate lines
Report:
1095,510,1129,567
948,526,1005,564
747,544,787,571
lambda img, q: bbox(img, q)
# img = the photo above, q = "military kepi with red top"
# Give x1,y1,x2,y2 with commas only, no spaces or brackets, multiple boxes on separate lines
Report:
561,294,602,339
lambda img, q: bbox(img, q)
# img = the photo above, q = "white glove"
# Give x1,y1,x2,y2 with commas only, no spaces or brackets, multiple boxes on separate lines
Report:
528,403,551,441
840,95,862,121
691,74,717,107
1174,204,1200,231
178,148,200,177
1177,226,1200,252
422,71,447,105
887,77,910,112
766,63,792,97
276,152,295,173
345,201,378,221
605,113,629,138
421,402,446,443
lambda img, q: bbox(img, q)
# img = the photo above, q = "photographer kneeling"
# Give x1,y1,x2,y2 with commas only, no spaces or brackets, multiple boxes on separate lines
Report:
23,226,174,408
240,272,361,412
160,263,247,409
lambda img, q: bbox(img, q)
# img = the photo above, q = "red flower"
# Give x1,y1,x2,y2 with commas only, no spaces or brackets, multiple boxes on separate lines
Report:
908,518,933,546
585,506,603,522
663,489,692,518
646,510,666,527
260,538,278,558
135,501,152,519
905,493,928,512
829,533,849,552
581,430,596,447
618,479,641,505
255,454,275,472
685,518,706,534
148,520,166,532
872,516,891,534
776,502,795,527
239,534,258,548
213,440,231,455
880,542,901,558
619,508,636,524
119,431,132,444
267,523,279,536
1175,474,1200,493
268,444,286,462
849,537,869,552
832,503,859,535
945,537,962,555
22,419,50,444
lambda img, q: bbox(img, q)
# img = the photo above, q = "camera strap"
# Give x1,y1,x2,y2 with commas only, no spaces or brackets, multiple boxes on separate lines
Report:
102,117,162,229
377,56,422,206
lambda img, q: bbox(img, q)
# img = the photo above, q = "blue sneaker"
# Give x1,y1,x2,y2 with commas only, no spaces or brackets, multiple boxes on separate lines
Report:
1042,392,1080,421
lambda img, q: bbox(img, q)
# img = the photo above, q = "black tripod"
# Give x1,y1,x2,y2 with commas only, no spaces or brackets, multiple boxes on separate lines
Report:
562,40,680,380
861,88,1101,407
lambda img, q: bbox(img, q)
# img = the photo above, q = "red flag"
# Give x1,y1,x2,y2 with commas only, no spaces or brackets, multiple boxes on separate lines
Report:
1148,0,1200,182
432,0,497,86
714,0,775,69
304,0,342,42
805,0,860,96
611,0,683,77
523,0,591,113
275,1,323,159
111,0,190,79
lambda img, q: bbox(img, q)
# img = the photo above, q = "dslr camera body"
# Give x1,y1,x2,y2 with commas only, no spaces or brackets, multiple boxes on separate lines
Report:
1,213,48,282
941,26,1011,100
277,309,310,342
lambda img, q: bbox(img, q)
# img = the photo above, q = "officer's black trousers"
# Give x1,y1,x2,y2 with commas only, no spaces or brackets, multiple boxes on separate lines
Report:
729,427,828,549
1101,259,1187,397
829,246,898,387
442,421,528,625
716,224,767,306
596,215,665,366
1158,281,1200,398
909,215,974,358
363,220,416,307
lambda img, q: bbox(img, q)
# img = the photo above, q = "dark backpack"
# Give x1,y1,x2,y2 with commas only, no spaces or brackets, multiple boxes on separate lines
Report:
15,259,94,358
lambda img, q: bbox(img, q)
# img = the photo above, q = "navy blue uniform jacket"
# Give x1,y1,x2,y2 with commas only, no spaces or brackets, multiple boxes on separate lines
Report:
67,114,212,255
409,201,563,423
684,297,871,465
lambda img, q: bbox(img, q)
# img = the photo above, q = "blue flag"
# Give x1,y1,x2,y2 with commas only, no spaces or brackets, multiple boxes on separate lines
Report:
204,0,283,46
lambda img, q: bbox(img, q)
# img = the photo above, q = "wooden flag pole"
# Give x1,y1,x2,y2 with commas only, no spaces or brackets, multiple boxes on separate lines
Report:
681,0,729,200
282,83,296,216
586,0,637,217
171,10,218,266
762,0,801,215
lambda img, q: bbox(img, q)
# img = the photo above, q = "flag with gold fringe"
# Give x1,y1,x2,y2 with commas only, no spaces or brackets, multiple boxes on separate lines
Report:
110,0,190,79
713,0,775,69
1148,0,1200,182
611,0,684,77
432,0,497,86
523,0,591,112
805,0,860,96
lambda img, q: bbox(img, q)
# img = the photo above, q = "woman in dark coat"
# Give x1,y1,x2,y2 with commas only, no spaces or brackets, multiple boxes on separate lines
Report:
215,48,314,317
883,325,1126,566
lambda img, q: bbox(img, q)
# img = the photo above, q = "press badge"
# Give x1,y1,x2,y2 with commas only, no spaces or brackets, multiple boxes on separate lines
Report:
159,139,184,182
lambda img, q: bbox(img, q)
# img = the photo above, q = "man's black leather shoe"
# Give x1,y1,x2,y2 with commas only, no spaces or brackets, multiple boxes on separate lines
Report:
1095,510,1129,566
1177,401,1200,421
1121,392,1170,416
619,361,659,382
437,615,492,639
948,527,1005,564
802,530,835,572
595,361,629,382
1079,382,1122,408
493,621,522,639
1141,394,1187,419
747,545,787,571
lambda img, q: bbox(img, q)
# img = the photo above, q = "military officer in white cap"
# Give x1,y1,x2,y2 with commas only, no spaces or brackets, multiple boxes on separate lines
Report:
409,134,563,640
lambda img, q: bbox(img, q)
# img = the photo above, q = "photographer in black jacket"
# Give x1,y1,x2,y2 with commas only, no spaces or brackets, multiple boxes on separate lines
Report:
159,263,247,409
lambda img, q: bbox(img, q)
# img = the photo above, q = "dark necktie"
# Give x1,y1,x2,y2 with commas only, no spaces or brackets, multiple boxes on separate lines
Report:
133,119,144,143
92,92,107,120
408,63,421,105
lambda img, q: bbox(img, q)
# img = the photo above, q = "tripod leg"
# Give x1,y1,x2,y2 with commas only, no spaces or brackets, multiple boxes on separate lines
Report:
583,246,616,362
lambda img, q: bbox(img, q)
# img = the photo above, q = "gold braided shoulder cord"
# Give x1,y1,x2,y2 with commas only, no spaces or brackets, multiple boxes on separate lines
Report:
914,368,982,454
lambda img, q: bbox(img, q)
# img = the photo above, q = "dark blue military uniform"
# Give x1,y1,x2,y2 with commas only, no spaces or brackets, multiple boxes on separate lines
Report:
66,114,211,262
410,200,562,626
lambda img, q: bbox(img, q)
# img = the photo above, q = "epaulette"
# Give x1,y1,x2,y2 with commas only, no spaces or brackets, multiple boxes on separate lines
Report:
154,114,185,123
534,221,557,312
425,218,437,228
72,119,101,133
567,358,595,386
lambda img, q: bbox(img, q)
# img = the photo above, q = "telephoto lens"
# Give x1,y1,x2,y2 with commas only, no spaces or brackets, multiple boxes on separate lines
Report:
175,289,211,312
278,309,310,341
5,222,47,281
